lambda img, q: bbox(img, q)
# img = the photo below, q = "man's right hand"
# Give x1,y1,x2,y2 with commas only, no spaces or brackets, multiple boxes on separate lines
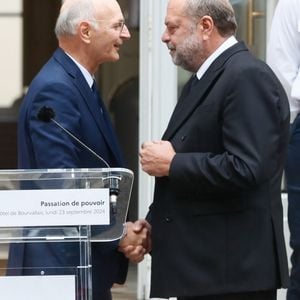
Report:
118,219,151,263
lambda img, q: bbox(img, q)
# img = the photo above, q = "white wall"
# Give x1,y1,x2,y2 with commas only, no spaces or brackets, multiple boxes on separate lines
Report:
0,1,23,107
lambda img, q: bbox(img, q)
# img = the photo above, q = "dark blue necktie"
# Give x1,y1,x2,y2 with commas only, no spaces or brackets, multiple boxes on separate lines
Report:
92,81,104,114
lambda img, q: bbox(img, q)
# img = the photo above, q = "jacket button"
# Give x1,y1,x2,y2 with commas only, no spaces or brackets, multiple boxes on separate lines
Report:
180,136,186,142
165,216,172,222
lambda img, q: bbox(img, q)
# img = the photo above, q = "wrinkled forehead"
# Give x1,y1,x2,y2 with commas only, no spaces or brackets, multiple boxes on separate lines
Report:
165,0,191,26
165,0,187,21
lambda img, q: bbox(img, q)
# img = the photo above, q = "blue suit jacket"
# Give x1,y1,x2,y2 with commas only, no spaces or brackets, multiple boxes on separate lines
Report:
9,48,128,298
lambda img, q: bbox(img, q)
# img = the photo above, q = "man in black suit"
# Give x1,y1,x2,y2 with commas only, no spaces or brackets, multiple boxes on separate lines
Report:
140,0,290,299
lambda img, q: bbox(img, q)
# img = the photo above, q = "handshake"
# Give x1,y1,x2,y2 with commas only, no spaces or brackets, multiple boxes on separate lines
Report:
118,219,151,263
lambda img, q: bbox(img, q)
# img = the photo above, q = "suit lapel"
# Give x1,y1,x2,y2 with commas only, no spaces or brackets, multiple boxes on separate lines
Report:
163,42,248,140
53,48,124,165
91,83,125,165
162,70,221,140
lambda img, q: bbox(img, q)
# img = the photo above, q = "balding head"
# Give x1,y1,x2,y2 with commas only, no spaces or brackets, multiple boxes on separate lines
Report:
55,0,120,38
54,0,130,73
55,0,94,38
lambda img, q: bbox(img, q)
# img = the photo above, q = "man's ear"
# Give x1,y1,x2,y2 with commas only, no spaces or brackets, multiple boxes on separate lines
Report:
198,15,214,40
79,21,92,44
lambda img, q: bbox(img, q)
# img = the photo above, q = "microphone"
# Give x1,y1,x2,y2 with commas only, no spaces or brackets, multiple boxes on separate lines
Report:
37,106,120,214
108,176,119,214
37,106,110,168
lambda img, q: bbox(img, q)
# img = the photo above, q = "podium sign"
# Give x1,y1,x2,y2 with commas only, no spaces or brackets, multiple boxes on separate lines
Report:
0,275,76,300
0,168,133,300
0,188,110,227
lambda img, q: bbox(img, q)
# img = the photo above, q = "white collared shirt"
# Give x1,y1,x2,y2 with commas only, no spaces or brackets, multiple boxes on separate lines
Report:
267,0,300,122
196,36,238,80
65,52,94,89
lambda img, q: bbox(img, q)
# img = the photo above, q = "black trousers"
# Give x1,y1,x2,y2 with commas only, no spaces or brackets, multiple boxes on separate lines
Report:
177,290,277,300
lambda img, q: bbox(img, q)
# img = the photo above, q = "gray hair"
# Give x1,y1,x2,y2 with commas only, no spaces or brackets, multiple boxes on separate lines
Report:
184,0,237,37
55,0,97,38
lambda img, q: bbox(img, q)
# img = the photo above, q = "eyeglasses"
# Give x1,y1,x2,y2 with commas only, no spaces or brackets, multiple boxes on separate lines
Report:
91,19,126,34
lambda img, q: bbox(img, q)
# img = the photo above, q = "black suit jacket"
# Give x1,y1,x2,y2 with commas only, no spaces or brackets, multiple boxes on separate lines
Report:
148,42,290,298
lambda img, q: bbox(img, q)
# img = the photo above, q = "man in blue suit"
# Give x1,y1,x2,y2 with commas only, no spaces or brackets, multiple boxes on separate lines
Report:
8,0,149,299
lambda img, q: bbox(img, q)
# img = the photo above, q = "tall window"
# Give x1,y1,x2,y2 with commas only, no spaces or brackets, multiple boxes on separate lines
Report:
232,0,267,60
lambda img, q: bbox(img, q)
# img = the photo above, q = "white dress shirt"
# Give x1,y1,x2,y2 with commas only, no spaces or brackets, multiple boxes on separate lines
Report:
196,36,238,80
65,51,94,89
267,0,300,122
